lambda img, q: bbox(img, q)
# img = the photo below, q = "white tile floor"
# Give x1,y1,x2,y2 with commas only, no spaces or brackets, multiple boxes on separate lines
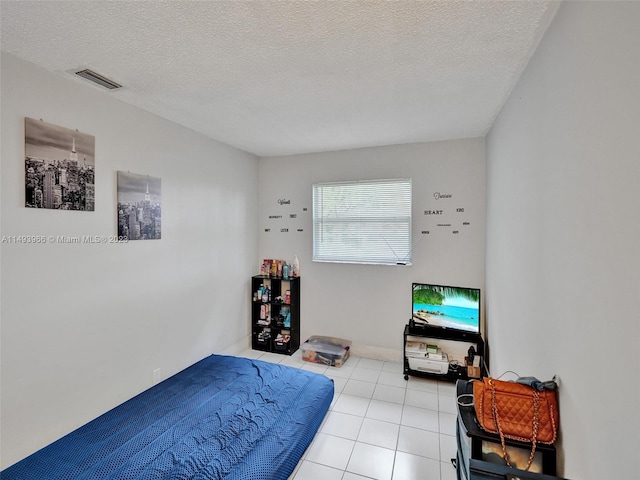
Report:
240,349,459,480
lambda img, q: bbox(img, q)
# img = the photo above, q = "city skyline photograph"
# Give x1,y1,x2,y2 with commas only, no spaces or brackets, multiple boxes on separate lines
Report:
117,171,162,241
24,117,95,211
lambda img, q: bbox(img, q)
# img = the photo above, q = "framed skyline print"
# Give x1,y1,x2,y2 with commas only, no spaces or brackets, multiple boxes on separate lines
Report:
117,171,162,240
25,117,95,211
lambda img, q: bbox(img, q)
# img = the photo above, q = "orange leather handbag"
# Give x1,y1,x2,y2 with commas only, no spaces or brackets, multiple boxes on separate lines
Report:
473,377,559,470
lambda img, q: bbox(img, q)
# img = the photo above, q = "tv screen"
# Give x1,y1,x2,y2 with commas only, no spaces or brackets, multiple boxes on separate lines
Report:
412,283,480,334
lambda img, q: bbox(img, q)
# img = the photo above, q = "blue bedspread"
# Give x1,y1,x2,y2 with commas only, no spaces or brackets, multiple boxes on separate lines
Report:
2,354,334,480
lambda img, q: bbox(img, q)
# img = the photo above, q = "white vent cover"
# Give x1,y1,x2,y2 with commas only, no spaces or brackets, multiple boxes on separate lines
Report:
74,68,122,90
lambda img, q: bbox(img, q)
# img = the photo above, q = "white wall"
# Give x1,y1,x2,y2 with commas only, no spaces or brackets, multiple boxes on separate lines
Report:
258,139,486,361
0,52,259,468
486,2,640,478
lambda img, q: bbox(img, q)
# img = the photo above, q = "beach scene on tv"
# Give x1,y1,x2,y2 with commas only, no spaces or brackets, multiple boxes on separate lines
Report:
412,284,480,332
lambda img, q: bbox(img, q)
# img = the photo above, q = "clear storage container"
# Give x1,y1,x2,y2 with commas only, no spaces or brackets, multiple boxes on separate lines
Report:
301,335,351,367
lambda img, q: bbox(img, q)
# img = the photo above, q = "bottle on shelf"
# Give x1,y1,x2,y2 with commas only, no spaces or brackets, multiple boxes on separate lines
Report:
292,254,300,277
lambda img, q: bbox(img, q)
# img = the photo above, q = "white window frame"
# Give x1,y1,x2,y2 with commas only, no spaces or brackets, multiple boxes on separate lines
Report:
312,178,412,266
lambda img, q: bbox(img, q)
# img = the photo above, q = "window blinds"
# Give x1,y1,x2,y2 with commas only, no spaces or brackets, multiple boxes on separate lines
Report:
312,178,412,265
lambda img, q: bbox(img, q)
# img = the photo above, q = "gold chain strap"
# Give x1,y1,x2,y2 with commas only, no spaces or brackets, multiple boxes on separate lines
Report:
489,378,539,471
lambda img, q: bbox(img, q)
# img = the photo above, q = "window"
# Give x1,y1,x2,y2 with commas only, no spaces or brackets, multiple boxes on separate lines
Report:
312,178,412,265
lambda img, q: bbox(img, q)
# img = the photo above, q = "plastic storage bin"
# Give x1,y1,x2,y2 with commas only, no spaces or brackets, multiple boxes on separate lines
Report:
301,336,351,367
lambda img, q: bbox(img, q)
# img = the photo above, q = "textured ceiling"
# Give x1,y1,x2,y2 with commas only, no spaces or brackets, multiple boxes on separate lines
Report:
0,1,558,157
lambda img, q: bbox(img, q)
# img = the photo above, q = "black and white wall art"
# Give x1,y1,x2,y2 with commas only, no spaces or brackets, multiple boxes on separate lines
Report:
25,117,95,211
117,171,162,240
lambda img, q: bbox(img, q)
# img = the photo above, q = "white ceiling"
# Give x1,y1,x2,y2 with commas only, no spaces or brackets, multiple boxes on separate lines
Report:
0,1,559,157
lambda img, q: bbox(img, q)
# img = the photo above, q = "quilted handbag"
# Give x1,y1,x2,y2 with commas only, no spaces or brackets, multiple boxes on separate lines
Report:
473,377,559,470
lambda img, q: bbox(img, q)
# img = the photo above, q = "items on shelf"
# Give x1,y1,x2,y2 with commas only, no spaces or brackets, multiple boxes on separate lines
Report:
257,330,271,345
407,350,450,374
254,284,272,302
258,304,270,325
260,258,299,278
292,254,300,277
275,332,291,344
405,340,447,361
403,323,486,382
404,340,427,357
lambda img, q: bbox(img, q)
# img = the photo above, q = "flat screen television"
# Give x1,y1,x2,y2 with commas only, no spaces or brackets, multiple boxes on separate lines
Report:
412,283,481,334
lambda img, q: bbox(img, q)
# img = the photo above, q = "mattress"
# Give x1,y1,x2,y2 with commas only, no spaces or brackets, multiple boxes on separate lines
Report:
2,354,334,480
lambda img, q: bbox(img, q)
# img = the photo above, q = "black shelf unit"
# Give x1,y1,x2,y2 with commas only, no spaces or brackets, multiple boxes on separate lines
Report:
251,275,300,355
455,380,559,479
403,322,486,382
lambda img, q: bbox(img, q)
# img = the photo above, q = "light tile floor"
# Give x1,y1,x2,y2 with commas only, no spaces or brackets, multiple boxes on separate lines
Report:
240,349,459,480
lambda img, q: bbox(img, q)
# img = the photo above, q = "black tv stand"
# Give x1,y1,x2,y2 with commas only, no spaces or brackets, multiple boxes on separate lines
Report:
408,319,485,342
403,323,486,382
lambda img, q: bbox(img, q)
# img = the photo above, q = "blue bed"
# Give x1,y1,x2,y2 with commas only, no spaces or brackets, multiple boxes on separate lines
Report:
2,354,334,480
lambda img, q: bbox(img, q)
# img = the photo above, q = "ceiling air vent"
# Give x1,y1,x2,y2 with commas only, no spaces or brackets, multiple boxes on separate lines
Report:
74,69,122,90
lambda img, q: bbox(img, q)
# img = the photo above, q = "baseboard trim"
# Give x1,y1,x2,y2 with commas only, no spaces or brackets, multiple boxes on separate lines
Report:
220,334,252,357
349,343,403,363
224,336,403,364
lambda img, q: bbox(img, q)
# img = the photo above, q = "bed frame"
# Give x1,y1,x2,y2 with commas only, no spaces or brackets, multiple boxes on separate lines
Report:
2,354,334,480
